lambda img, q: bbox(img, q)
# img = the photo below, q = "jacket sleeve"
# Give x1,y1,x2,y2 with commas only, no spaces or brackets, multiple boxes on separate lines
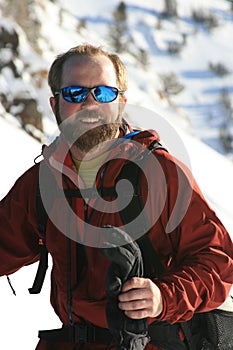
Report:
146,151,233,324
0,164,41,276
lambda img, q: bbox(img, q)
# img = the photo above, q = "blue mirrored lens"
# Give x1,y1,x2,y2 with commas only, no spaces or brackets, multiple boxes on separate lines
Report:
61,86,119,103
62,86,88,103
94,86,118,103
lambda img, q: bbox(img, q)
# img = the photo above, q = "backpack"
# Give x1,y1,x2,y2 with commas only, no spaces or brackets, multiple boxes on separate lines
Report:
29,139,233,350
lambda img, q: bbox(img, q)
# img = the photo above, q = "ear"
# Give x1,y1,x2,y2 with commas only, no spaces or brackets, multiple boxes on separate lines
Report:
49,96,56,114
121,95,127,107
119,95,127,116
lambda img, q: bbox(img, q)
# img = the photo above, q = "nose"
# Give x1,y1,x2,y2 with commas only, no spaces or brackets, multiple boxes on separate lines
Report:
81,90,98,108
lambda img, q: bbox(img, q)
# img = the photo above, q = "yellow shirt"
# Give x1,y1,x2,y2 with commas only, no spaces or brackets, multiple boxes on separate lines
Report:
73,152,109,188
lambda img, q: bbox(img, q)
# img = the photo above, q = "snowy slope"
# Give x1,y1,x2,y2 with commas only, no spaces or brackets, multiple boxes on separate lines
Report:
0,118,41,198
59,0,233,155
1,0,233,154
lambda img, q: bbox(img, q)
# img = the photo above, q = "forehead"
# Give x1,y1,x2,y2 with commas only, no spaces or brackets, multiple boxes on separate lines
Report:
62,54,115,77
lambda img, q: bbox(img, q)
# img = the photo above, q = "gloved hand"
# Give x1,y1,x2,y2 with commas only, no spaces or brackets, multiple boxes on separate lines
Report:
100,226,150,350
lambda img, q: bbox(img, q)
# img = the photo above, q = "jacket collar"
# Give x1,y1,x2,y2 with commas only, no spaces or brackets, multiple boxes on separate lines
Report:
41,123,161,186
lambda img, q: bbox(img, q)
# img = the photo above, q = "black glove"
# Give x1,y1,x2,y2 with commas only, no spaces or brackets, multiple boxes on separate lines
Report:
101,226,150,350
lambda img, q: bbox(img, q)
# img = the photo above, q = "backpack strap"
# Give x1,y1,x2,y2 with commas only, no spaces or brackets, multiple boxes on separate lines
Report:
29,160,53,294
28,242,48,293
116,160,165,277
117,139,167,278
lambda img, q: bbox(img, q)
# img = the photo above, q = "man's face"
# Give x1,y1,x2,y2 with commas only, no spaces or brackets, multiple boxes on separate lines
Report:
50,55,127,154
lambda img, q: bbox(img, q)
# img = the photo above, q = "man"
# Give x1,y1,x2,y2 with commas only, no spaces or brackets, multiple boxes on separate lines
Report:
0,43,232,350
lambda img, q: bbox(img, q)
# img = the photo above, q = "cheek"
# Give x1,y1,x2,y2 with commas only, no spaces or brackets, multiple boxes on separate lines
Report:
59,100,81,120
105,103,120,121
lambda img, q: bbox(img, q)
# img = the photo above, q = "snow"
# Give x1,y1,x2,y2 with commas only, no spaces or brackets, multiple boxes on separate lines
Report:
0,0,233,348
0,118,40,198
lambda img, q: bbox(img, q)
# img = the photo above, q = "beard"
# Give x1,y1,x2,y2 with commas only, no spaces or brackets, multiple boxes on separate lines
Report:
56,106,122,153
73,123,120,152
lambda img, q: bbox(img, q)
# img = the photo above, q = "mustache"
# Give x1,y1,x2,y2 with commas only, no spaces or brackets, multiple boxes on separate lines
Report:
68,109,106,123
59,110,105,143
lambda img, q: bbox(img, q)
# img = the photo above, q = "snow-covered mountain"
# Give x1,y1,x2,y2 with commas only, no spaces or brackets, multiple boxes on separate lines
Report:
0,0,233,349
1,0,233,154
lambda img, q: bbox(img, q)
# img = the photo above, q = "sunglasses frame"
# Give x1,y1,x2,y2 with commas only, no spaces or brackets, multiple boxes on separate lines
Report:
54,85,124,104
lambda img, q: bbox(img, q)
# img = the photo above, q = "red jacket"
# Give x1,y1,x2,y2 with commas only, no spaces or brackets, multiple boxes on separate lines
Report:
0,129,233,348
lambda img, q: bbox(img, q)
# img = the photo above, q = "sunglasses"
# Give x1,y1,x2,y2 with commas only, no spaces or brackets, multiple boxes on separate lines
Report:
55,85,124,104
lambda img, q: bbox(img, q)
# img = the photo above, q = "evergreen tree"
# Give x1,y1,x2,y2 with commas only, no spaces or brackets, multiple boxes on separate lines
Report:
219,88,233,153
109,2,128,53
227,0,233,11
163,0,178,18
